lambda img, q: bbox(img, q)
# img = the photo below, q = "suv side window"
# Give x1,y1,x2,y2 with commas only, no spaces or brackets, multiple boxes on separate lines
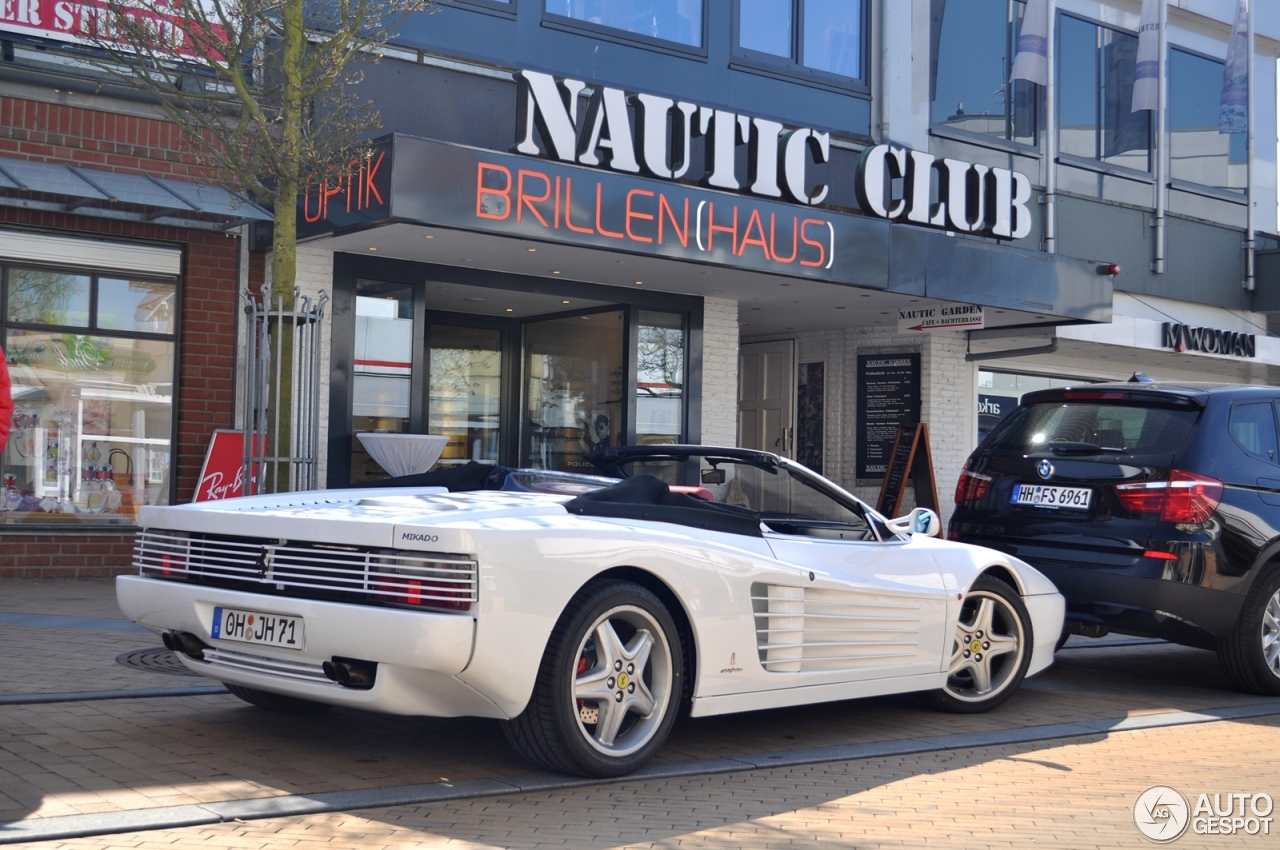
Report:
1228,402,1279,464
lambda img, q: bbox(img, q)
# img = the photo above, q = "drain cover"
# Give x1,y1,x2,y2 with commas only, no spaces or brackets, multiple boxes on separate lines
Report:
115,647,203,677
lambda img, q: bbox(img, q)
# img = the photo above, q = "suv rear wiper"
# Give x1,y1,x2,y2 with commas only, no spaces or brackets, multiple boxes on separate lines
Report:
1048,441,1125,455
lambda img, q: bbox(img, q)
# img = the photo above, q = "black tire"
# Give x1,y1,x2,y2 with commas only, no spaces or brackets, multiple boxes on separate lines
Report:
1219,567,1280,696
502,579,683,777
921,575,1034,714
224,683,334,715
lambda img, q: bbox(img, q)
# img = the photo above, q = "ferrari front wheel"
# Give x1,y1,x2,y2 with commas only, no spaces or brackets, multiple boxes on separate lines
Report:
502,579,683,777
922,575,1032,714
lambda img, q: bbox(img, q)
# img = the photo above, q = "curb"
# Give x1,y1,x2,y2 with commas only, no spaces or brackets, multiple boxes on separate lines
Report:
2,699,1278,844
0,687,228,706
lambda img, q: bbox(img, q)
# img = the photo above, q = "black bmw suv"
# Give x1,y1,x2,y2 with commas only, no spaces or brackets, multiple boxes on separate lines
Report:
950,382,1280,695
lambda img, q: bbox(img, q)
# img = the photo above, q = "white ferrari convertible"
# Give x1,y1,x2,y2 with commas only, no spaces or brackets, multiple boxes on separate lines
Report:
118,445,1064,777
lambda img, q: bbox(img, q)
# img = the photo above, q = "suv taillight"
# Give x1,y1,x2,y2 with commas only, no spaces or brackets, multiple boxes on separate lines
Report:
1114,471,1223,524
954,468,992,506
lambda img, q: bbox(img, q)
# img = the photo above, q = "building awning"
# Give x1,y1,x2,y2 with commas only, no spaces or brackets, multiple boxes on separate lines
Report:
0,156,271,230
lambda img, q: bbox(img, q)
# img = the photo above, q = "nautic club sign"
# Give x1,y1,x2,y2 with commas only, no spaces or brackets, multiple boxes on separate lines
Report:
300,70,1036,283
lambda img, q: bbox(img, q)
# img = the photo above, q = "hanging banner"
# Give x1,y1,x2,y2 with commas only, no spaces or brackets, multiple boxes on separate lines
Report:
897,303,985,332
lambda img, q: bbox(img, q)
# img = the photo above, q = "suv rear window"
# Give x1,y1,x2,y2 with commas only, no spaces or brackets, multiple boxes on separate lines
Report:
985,402,1200,455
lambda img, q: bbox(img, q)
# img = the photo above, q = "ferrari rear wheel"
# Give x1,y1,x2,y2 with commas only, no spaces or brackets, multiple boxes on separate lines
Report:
502,579,683,777
922,575,1032,714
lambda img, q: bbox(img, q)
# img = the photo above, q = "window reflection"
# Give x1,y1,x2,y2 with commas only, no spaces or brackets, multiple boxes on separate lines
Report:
739,0,790,57
430,325,502,470
2,330,173,523
803,0,860,77
547,0,702,47
525,311,624,471
1170,48,1246,192
350,281,415,482
931,0,1036,145
636,311,683,445
97,279,176,334
1058,16,1150,171
6,269,90,327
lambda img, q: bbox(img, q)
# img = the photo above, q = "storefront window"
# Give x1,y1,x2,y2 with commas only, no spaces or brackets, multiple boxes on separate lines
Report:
931,0,1036,146
636,311,684,445
525,310,625,471
2,267,176,525
978,370,1086,443
546,0,703,48
738,0,864,81
350,281,415,482
429,325,502,469
1058,15,1150,172
1169,48,1247,192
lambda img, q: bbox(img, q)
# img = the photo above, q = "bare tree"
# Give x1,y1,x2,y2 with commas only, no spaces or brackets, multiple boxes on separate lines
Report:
86,0,431,487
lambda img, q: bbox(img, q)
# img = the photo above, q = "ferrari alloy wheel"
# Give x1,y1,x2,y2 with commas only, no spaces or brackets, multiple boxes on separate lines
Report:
1219,567,1280,695
923,575,1032,714
502,579,683,777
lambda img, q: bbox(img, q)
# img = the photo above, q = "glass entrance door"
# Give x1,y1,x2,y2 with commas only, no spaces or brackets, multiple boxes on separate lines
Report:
428,324,503,469
524,310,625,471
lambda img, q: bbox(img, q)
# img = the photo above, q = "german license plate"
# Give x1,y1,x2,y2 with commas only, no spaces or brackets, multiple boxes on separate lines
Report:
1011,483,1093,510
211,606,304,650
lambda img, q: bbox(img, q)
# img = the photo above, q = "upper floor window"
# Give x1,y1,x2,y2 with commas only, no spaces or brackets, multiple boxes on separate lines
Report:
1058,15,1150,173
545,0,703,48
737,0,865,82
1169,47,1246,193
931,0,1037,146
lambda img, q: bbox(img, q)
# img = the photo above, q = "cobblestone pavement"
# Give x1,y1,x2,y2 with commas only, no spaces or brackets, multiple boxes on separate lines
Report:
2,580,1278,848
16,716,1279,849
0,581,199,696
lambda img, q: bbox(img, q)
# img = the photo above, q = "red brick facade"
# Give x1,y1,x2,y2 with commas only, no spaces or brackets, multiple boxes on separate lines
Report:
1,95,259,578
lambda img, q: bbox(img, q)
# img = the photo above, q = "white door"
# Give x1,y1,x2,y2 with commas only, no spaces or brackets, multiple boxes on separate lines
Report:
760,535,950,687
739,340,795,457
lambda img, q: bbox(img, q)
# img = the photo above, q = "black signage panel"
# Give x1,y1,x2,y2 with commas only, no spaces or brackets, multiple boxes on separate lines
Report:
298,138,394,235
301,135,891,288
856,353,920,479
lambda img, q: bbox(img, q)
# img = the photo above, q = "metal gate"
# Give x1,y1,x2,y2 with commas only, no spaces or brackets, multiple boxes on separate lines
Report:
241,288,328,494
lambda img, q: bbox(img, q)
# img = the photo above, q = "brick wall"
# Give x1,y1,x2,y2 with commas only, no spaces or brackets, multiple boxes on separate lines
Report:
1,96,250,577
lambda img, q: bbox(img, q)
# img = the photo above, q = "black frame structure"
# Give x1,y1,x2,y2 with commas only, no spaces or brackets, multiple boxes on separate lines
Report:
0,244,184,528
328,254,704,488
730,0,871,95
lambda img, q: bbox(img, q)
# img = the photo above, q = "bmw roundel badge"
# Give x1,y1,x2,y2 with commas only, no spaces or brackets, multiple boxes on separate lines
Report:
1037,459,1054,480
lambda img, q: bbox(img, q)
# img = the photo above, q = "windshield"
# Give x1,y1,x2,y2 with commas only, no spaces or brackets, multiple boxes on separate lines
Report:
986,401,1200,456
610,454,883,540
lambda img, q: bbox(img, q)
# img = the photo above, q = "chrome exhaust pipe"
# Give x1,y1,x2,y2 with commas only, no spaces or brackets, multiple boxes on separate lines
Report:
322,657,377,690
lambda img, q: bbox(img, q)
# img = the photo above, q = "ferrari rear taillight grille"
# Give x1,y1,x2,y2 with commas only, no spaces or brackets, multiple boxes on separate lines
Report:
1114,470,1223,524
134,531,478,613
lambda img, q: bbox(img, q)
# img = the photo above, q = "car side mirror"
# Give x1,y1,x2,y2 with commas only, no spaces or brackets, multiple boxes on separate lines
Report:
911,508,941,537
887,507,942,537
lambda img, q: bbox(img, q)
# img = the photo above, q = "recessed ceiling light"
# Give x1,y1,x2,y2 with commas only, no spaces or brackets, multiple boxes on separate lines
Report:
634,281,643,285
552,270,561,275
562,300,571,304
506,308,514,312
837,306,846,310
581,316,590,320
424,234,434,239
368,247,377,251
527,248,537,252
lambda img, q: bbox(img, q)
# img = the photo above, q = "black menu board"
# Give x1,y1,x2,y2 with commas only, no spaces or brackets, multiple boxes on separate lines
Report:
856,353,921,479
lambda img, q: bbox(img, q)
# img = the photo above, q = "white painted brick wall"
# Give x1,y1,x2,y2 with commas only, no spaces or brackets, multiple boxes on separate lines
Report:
258,247,335,489
700,297,739,448
742,325,976,524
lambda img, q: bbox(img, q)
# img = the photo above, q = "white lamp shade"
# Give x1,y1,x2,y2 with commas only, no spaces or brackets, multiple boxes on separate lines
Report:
356,433,450,478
